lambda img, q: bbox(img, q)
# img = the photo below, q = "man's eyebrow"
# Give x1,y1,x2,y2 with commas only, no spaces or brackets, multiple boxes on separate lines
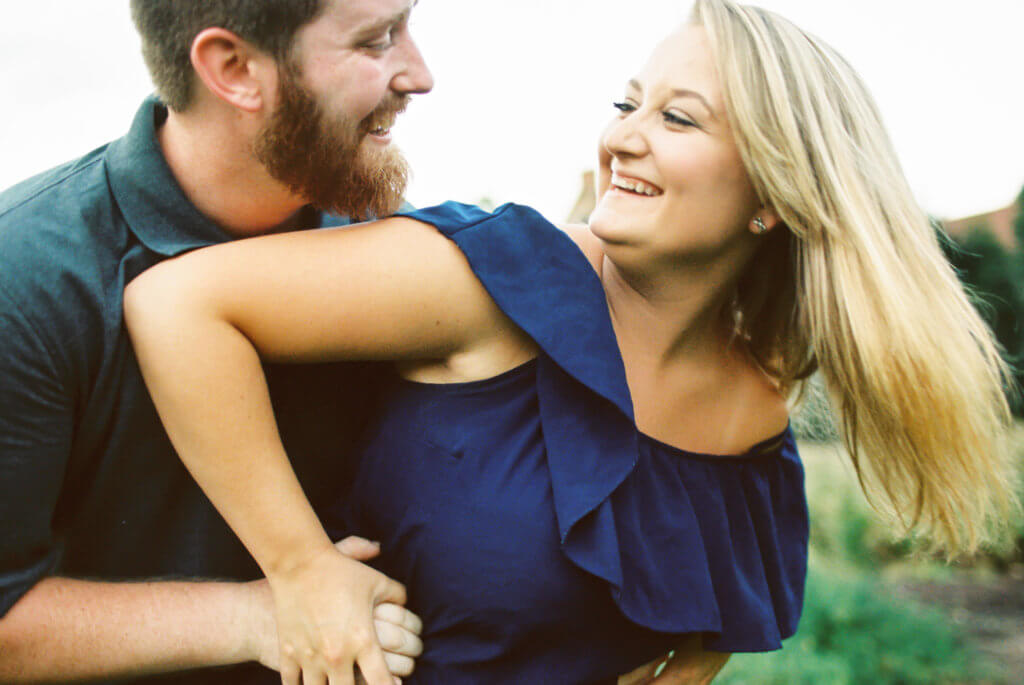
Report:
351,6,413,42
627,79,716,119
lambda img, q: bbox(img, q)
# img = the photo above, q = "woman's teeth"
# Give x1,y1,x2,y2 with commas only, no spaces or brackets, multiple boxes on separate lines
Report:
611,174,661,196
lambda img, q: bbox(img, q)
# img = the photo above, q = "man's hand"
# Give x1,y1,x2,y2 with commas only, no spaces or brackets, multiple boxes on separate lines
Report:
618,636,730,685
245,537,422,680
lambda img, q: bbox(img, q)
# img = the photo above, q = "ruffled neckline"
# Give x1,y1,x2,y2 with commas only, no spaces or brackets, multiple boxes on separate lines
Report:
397,202,808,651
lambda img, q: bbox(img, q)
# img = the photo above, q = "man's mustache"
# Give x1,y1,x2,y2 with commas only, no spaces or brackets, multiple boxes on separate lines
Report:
361,96,411,134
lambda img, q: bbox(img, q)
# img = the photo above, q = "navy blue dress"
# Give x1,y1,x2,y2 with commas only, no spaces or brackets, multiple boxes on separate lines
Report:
328,203,808,684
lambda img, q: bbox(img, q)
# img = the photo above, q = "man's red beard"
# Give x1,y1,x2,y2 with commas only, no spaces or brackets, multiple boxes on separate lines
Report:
254,65,410,220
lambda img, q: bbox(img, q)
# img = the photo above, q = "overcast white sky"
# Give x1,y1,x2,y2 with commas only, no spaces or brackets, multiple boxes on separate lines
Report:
2,1,1021,222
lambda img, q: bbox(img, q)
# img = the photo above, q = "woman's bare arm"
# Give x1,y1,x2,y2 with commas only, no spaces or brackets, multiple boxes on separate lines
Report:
124,216,518,685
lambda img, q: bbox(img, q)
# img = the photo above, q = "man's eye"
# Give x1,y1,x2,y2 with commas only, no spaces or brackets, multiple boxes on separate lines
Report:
612,101,636,114
364,32,394,51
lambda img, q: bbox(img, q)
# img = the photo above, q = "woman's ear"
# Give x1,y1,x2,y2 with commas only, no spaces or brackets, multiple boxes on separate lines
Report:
760,206,782,231
750,206,782,235
189,28,278,114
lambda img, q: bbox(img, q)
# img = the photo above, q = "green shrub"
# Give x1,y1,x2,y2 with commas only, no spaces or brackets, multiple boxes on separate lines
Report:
790,375,838,443
717,563,989,684
799,443,910,568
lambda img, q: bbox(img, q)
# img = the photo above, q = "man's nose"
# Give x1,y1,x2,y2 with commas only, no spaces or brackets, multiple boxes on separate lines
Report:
392,35,434,95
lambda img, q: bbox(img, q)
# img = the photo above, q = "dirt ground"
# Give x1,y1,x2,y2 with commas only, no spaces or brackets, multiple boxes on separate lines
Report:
891,568,1024,682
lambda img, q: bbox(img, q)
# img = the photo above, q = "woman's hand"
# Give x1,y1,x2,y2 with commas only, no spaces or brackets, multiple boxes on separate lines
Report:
245,537,422,680
618,637,730,684
265,540,409,685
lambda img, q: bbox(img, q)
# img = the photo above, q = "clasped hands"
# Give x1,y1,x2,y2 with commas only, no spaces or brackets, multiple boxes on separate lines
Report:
247,536,421,685
247,537,727,684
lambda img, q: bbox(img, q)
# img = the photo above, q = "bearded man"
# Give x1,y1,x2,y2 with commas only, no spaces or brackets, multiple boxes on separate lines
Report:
0,1,735,682
0,2,430,683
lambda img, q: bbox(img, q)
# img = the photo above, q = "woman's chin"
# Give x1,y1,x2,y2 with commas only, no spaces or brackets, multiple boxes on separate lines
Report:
588,205,633,245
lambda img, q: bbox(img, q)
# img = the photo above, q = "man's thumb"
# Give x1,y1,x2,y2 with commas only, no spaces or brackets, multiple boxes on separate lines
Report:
334,535,381,561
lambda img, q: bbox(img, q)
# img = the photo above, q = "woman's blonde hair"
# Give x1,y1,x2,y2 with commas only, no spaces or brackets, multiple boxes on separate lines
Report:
690,0,1018,555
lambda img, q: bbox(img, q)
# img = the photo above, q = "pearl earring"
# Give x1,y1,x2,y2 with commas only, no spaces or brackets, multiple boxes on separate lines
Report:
752,217,769,235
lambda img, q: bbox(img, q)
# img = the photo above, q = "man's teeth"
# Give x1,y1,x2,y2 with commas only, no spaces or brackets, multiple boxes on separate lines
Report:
612,175,661,196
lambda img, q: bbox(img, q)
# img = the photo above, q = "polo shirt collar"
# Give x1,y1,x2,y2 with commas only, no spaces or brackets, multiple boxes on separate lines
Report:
106,97,238,256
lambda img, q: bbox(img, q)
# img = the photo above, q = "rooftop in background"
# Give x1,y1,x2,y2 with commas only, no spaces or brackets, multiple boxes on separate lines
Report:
942,202,1020,248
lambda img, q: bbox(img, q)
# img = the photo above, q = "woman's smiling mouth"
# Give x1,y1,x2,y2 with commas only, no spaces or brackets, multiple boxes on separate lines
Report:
610,172,663,196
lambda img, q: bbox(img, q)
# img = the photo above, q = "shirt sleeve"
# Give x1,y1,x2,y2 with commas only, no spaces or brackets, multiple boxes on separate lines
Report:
0,283,74,616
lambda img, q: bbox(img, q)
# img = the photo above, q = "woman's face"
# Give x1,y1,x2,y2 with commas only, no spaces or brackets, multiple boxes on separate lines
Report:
589,25,763,268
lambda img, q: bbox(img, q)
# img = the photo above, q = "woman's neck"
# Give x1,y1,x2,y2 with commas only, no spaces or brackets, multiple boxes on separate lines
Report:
601,253,737,371
597,244,789,456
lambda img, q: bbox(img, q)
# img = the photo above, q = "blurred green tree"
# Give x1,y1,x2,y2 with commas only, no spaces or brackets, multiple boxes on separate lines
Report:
941,199,1024,412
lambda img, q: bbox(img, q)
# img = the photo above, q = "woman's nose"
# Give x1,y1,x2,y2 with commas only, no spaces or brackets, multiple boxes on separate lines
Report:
601,112,649,159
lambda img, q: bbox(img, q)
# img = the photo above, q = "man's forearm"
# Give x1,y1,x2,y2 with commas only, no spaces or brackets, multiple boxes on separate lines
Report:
0,576,265,682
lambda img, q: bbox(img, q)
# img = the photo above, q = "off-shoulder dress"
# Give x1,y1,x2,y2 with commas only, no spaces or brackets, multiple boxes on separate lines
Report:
329,202,808,684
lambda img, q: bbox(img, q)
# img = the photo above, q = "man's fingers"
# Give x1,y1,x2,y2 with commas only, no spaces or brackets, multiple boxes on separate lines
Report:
374,603,423,636
375,618,423,657
333,536,381,561
383,652,415,678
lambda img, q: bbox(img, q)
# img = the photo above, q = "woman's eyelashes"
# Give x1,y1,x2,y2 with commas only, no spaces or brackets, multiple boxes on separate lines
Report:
611,102,697,128
612,101,637,115
662,110,697,128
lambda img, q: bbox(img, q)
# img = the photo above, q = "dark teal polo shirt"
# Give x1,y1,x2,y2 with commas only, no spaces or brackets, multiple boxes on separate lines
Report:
0,98,380,683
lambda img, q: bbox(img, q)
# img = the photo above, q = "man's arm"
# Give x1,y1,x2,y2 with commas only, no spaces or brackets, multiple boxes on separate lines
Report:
0,577,262,682
0,539,421,683
0,282,421,682
0,283,262,681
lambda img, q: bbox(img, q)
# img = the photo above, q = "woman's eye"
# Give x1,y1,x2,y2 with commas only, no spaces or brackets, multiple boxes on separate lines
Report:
612,101,636,115
663,111,696,127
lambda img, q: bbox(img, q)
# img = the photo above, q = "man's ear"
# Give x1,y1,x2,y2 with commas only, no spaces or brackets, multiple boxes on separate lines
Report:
190,28,278,113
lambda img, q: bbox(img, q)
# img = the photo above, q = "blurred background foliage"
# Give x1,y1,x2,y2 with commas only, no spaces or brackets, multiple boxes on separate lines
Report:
718,188,1024,683
718,440,1023,684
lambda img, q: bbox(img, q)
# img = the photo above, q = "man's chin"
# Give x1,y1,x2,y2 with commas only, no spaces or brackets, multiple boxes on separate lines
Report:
315,149,409,220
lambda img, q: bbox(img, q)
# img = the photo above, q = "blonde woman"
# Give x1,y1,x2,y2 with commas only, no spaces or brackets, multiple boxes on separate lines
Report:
125,1,1016,682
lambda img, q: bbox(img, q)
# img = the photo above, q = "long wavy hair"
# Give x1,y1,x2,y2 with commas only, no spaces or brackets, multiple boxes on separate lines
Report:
690,0,1018,555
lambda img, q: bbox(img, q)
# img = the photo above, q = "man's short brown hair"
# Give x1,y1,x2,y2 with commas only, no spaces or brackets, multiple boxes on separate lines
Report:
130,0,325,111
